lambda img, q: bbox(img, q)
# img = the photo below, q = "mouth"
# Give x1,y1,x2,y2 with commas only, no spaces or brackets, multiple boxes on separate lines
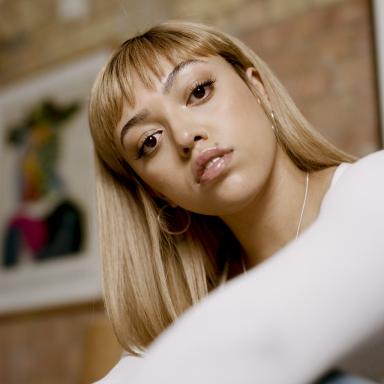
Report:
192,147,234,185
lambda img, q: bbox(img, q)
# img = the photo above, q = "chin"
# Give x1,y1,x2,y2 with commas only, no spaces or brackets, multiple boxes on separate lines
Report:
198,174,264,216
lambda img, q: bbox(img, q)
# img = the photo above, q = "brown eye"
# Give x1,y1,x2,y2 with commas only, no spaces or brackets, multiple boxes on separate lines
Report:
137,130,162,159
144,135,157,148
187,78,216,105
192,85,206,99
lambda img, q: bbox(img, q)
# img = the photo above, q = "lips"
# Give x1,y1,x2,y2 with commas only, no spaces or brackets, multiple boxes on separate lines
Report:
192,147,234,184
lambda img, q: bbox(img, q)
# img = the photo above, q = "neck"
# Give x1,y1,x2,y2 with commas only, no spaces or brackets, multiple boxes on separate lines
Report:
220,147,337,269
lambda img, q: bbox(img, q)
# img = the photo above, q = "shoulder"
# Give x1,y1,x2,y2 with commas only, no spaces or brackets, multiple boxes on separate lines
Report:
321,150,384,211
340,149,383,181
337,149,384,185
93,355,144,384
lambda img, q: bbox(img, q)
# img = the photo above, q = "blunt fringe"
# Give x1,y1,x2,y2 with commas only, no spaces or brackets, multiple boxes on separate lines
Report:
88,20,356,355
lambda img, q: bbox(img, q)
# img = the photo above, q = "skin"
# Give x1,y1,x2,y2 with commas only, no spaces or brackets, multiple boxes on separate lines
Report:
116,55,337,268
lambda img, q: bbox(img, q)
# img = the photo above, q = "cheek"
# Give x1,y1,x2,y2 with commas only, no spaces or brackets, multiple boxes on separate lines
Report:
137,152,186,199
141,170,175,197
213,81,271,135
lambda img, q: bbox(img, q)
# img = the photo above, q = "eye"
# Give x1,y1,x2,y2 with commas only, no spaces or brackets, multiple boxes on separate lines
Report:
187,78,216,105
137,130,162,159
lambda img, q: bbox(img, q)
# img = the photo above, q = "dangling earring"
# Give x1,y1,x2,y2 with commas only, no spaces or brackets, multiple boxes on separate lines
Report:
257,97,277,134
157,204,191,235
270,110,277,133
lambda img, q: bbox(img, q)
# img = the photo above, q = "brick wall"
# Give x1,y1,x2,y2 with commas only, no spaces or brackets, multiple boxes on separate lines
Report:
0,0,378,155
240,0,380,155
0,0,380,382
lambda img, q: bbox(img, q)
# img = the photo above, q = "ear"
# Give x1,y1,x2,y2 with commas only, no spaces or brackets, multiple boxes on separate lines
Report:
245,67,272,110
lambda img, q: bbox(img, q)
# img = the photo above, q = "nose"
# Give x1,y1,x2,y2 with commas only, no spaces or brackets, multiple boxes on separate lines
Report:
171,124,208,157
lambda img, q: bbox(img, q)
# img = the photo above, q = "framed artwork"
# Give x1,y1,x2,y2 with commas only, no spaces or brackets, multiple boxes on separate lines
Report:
0,50,110,314
373,0,384,145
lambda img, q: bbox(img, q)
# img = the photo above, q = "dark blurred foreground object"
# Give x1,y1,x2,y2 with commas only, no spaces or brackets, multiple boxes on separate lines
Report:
316,369,378,383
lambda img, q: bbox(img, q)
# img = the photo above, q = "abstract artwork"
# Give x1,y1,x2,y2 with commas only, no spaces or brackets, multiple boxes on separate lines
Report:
0,51,110,314
3,100,83,267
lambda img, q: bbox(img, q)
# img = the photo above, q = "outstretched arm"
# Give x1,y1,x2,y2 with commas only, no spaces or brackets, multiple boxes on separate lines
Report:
130,150,384,384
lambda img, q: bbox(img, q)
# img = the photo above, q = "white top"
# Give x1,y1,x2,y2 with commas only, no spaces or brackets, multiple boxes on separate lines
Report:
94,353,144,383
96,150,384,384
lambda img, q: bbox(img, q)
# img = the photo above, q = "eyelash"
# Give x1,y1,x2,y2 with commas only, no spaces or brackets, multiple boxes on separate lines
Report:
136,129,162,159
136,77,216,159
187,77,216,105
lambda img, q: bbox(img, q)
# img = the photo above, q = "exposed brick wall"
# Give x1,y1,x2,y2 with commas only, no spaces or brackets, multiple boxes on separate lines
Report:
0,0,380,383
0,305,119,384
0,313,87,384
0,0,379,155
240,0,380,156
0,0,351,85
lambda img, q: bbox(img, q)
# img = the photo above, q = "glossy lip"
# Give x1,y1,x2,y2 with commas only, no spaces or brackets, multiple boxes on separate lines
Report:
192,146,234,184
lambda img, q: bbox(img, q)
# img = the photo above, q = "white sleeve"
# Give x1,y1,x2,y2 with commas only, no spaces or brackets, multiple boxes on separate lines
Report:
93,355,144,384
130,150,384,384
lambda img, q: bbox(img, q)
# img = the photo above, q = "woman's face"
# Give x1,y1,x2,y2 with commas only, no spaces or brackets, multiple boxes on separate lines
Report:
115,55,278,215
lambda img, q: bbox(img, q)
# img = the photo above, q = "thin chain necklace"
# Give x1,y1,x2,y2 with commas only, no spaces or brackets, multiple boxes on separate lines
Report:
295,171,310,240
240,171,310,273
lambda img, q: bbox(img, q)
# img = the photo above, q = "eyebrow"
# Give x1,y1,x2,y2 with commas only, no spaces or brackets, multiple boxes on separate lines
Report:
119,109,150,145
162,58,206,94
119,58,207,145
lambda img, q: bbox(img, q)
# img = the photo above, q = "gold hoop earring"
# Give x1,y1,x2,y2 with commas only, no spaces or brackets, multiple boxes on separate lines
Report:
157,205,191,236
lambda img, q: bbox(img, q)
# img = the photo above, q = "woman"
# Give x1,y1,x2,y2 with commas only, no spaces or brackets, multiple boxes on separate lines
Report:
88,21,383,383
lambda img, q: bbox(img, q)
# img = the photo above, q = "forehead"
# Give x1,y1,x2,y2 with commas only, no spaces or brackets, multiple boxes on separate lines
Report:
116,56,236,137
118,55,234,125
129,54,230,98
116,55,233,134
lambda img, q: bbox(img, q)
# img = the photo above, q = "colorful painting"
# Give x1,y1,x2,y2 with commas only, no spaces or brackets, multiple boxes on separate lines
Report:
0,51,110,314
3,100,83,268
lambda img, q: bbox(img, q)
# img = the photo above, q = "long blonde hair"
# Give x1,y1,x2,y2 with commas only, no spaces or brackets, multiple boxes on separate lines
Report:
88,20,356,355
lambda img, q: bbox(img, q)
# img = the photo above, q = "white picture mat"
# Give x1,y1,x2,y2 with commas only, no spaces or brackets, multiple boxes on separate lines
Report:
0,51,110,314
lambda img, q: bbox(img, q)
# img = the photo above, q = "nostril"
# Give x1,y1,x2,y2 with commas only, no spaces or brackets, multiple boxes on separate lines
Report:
194,135,203,142
183,147,190,155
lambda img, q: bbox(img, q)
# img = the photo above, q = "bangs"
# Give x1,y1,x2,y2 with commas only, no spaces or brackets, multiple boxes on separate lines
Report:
107,31,222,108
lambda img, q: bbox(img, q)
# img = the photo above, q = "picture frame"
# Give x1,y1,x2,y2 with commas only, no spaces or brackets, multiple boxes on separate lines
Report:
0,50,110,315
373,0,384,145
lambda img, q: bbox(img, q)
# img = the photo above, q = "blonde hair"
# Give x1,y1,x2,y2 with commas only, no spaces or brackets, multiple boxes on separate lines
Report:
88,20,356,355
